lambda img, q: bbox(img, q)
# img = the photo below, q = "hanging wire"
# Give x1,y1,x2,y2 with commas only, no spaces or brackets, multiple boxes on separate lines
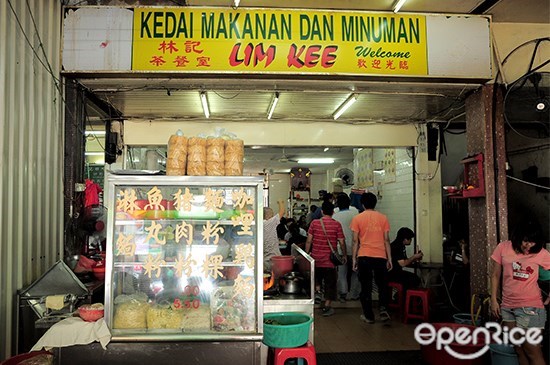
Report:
8,0,91,139
83,107,107,153
212,90,242,99
494,37,550,85
507,175,550,190
7,0,61,87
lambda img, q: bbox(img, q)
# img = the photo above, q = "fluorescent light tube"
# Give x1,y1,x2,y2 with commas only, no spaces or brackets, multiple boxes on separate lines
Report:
297,158,335,164
200,91,210,118
85,152,104,156
267,92,279,119
85,130,106,136
393,0,407,13
332,94,357,120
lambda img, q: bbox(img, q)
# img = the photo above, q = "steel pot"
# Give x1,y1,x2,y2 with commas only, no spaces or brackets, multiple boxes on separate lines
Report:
279,272,304,294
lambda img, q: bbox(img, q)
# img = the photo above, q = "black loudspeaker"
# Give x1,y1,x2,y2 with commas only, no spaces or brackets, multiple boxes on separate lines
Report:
105,131,118,164
427,126,439,161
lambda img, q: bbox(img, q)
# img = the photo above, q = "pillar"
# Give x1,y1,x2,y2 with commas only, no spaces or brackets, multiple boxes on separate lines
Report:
465,84,508,296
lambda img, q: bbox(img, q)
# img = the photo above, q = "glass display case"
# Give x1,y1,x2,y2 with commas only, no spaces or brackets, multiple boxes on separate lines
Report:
104,173,264,341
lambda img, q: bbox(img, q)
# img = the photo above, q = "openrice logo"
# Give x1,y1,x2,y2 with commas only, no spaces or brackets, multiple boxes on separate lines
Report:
414,322,543,360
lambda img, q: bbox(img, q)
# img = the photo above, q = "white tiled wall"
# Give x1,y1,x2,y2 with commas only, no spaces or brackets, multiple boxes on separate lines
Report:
372,148,415,253
268,149,415,245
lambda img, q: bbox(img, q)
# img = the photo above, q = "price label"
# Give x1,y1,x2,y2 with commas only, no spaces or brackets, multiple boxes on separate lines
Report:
172,298,201,310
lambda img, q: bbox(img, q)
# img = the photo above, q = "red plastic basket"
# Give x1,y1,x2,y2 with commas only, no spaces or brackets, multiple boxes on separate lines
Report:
1,351,53,365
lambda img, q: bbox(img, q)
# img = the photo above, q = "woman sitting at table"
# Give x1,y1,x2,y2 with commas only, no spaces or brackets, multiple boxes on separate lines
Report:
388,227,424,291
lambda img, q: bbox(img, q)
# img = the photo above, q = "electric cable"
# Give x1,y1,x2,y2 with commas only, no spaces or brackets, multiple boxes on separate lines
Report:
506,175,550,190
494,37,550,85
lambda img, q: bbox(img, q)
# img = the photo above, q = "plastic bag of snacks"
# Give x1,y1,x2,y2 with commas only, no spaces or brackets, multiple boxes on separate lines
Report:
206,137,225,176
187,137,207,176
224,139,244,176
166,130,187,176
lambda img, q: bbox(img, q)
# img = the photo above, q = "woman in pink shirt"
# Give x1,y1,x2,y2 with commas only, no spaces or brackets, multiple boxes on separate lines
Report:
490,220,550,365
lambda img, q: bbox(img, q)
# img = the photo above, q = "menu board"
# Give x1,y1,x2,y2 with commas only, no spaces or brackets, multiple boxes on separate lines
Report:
104,175,263,339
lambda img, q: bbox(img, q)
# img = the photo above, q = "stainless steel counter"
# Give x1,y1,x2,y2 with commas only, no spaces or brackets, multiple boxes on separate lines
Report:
263,244,314,315
261,245,314,363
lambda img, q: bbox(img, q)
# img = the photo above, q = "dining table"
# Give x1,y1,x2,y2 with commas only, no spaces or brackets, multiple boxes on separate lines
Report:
415,261,461,311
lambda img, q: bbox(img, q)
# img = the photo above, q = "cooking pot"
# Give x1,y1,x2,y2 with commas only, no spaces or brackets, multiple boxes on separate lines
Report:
271,256,294,279
279,272,304,294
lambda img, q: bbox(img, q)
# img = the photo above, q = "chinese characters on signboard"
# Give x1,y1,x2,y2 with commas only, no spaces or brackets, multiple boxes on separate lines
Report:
132,9,428,76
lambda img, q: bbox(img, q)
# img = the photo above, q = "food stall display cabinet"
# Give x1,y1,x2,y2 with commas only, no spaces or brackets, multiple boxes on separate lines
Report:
58,174,265,364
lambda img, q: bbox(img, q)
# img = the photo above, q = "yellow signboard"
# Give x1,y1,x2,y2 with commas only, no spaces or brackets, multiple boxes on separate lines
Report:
132,8,428,76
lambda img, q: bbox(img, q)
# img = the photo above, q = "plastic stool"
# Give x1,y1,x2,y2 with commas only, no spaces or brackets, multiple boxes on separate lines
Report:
388,282,404,313
404,288,430,324
272,341,317,365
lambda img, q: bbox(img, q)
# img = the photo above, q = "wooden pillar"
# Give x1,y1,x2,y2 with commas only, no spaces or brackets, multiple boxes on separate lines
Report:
464,84,508,296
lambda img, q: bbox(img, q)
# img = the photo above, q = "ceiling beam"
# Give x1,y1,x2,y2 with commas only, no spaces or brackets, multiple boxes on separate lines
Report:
470,0,502,14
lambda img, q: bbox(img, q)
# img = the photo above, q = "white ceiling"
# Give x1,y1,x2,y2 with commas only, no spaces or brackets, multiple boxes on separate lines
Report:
82,77,470,174
80,0,549,174
83,78,475,123
69,0,550,24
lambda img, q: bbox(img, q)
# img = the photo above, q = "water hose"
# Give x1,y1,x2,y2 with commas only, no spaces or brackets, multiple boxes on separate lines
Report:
470,293,490,325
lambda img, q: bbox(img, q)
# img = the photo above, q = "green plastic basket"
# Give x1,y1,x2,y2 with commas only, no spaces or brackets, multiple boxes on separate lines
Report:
263,312,312,348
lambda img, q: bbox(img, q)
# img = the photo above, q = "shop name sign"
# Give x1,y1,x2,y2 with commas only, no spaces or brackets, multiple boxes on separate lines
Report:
132,8,428,75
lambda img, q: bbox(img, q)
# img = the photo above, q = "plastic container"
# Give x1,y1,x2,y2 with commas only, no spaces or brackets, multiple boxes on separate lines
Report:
0,351,53,365
271,256,294,279
92,265,106,281
420,323,489,365
489,344,518,365
78,303,105,322
453,313,481,326
263,312,312,348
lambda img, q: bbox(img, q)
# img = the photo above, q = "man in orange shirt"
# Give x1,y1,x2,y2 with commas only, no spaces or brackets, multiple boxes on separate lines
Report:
350,192,392,323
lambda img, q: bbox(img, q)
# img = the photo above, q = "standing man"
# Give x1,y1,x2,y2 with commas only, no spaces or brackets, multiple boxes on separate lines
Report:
263,200,285,272
333,193,360,301
350,192,392,323
306,201,346,317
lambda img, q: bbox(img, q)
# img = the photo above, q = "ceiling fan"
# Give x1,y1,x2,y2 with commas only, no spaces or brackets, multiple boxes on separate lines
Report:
271,148,299,163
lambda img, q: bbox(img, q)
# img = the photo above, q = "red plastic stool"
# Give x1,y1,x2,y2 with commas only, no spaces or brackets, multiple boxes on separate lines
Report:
272,341,317,365
404,288,430,324
388,282,404,313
